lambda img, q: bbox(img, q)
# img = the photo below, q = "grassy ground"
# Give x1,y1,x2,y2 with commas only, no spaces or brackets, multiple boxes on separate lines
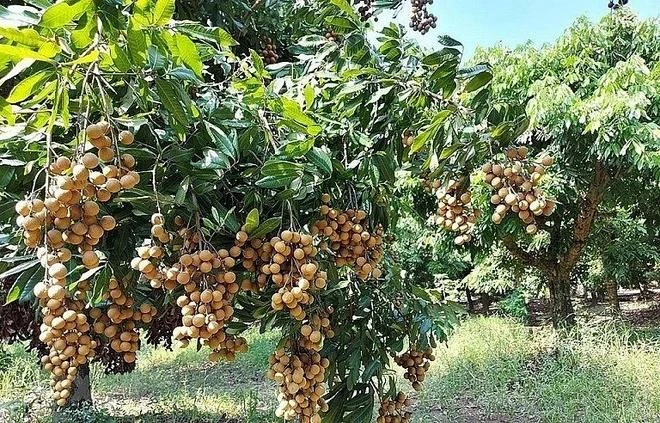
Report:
3,315,660,422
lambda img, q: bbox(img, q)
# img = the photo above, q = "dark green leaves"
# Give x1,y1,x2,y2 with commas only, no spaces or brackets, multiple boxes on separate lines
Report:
464,69,493,93
251,217,282,238
206,122,238,161
155,79,189,126
306,147,332,176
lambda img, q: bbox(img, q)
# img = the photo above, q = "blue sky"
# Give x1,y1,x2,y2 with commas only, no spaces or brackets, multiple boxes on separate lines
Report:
377,0,658,59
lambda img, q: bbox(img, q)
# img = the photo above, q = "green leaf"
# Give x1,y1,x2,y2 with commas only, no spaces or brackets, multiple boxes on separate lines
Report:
0,44,54,63
127,19,148,67
206,122,238,160
464,70,493,93
284,139,314,157
109,42,131,72
281,97,321,135
6,70,53,103
192,149,229,170
411,109,453,153
63,50,99,66
250,49,265,75
153,0,175,25
0,27,48,48
155,79,189,126
255,175,296,189
437,35,463,48
178,23,238,47
261,160,303,177
1,259,39,304
306,147,332,175
244,208,259,234
174,33,203,77
251,217,282,239
40,0,91,28
175,176,190,205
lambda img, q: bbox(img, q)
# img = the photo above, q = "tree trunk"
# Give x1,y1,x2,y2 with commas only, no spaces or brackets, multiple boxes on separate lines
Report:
52,363,92,422
548,276,575,327
465,287,474,312
606,280,620,314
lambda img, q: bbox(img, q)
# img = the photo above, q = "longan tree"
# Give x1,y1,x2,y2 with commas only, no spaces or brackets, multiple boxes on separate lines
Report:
0,0,488,421
416,8,659,327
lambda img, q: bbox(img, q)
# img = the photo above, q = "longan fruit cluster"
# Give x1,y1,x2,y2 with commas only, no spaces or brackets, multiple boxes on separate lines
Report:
409,0,437,34
261,37,279,65
608,0,628,9
312,195,384,280
89,277,157,364
262,231,325,320
395,347,435,391
481,147,556,235
131,213,172,289
267,346,330,422
377,392,413,423
325,30,340,42
234,230,269,291
32,282,97,406
299,309,334,352
428,179,476,246
166,247,247,360
352,0,374,21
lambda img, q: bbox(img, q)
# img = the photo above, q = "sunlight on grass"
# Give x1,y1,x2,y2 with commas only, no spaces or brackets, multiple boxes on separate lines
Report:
419,316,660,423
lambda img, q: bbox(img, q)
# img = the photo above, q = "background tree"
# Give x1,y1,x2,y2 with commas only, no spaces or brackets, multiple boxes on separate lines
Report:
443,9,660,327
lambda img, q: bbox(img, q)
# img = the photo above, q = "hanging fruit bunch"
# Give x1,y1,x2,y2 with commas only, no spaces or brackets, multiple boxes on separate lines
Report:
409,0,437,34
261,230,324,320
298,307,335,352
353,0,374,21
324,29,341,43
267,343,330,423
608,0,628,9
481,147,557,235
377,392,413,423
89,276,157,366
395,347,435,391
130,212,173,289
312,194,384,280
261,37,279,65
427,178,477,246
154,225,248,361
16,120,137,406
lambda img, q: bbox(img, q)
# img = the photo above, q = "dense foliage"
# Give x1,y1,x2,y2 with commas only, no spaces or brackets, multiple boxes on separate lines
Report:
0,0,493,421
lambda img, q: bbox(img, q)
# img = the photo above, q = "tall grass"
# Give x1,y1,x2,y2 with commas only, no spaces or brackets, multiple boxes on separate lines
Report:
418,316,660,423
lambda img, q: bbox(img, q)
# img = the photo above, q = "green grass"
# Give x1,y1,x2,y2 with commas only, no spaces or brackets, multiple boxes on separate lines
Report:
0,329,279,423
3,318,660,422
417,317,660,423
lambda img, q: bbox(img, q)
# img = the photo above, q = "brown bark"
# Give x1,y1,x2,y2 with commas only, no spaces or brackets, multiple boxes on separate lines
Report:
559,161,610,272
606,280,620,314
548,276,575,327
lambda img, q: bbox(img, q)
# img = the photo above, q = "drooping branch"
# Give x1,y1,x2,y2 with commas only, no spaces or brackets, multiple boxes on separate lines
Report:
559,160,610,274
502,236,555,275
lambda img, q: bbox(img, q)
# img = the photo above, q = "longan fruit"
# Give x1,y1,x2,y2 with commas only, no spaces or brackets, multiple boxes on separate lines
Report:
119,130,134,145
98,147,114,162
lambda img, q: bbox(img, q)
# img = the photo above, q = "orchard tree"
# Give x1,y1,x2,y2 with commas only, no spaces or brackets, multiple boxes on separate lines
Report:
0,0,488,421
424,8,659,327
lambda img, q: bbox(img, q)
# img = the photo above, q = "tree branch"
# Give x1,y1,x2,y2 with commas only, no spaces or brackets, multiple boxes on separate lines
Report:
560,160,610,274
502,236,554,275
